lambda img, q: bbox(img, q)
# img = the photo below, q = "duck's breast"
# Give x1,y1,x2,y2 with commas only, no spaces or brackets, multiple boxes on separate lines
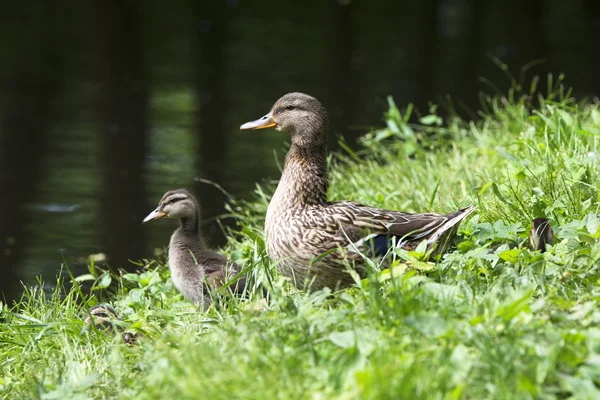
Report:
167,240,208,307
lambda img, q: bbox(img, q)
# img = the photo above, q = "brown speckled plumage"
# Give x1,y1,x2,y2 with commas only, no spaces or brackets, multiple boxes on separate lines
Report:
241,92,474,291
529,217,554,252
83,304,137,344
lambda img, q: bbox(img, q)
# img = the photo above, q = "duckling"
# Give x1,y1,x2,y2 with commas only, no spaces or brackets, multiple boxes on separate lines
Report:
83,304,136,344
240,92,474,291
143,189,246,308
529,217,554,252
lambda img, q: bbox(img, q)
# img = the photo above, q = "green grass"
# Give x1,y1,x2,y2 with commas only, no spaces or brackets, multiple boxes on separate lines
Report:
3,81,600,399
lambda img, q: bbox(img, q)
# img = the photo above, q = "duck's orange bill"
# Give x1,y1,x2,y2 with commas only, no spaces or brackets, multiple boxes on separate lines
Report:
143,208,166,223
240,113,277,130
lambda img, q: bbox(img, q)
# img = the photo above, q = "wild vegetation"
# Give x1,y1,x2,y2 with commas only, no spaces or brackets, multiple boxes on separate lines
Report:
2,77,600,399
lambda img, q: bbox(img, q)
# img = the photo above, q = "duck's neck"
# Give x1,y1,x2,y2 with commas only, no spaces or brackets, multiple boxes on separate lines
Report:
172,214,206,250
276,141,329,208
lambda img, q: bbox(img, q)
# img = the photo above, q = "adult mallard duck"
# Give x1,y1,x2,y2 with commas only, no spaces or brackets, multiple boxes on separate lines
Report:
143,189,247,308
240,92,475,291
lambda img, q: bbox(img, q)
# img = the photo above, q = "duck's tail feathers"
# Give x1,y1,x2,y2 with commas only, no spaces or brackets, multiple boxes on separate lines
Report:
360,204,476,257
427,204,476,245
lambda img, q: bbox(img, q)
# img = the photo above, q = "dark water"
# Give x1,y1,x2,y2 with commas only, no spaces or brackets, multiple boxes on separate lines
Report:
1,0,599,301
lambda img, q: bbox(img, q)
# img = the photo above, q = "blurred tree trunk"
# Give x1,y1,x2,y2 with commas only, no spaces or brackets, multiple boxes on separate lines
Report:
193,1,231,247
90,0,149,270
589,0,600,96
0,4,63,301
462,0,485,114
521,0,547,94
462,0,547,113
0,76,53,301
415,0,440,113
328,0,356,149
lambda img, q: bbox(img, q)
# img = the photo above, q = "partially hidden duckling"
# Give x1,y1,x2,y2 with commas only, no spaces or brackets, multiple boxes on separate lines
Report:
529,217,554,252
83,304,137,344
143,189,246,308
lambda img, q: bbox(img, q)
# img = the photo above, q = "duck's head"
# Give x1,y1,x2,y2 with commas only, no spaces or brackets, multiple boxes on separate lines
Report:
84,304,137,344
529,217,554,252
143,189,199,223
240,92,328,147
85,304,121,326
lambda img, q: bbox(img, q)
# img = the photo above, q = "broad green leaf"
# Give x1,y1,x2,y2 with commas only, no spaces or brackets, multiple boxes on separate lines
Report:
326,331,356,349
93,273,112,290
499,249,520,263
378,263,409,282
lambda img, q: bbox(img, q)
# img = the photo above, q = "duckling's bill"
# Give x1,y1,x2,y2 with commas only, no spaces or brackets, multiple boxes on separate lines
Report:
240,113,277,130
143,208,166,223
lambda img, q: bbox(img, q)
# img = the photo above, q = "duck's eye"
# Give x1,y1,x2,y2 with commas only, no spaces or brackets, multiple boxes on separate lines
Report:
285,105,295,111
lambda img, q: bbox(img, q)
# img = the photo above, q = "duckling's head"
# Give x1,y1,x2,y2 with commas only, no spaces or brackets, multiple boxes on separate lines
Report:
143,189,199,223
85,304,121,327
84,304,137,344
529,217,554,252
240,92,328,147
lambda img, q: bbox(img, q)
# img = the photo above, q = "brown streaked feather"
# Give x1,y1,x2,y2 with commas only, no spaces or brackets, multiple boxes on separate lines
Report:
325,202,474,245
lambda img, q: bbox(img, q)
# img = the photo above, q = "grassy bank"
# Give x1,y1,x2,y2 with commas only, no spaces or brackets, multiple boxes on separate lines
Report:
3,83,600,399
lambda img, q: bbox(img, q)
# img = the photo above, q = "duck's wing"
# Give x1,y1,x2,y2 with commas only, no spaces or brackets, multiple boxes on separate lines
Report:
191,250,246,291
327,202,475,250
207,268,248,294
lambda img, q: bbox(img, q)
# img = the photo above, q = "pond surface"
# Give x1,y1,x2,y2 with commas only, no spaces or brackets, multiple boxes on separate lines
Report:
0,0,598,301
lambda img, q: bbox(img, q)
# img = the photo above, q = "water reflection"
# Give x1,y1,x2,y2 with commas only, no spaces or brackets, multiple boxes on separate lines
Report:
0,0,598,301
